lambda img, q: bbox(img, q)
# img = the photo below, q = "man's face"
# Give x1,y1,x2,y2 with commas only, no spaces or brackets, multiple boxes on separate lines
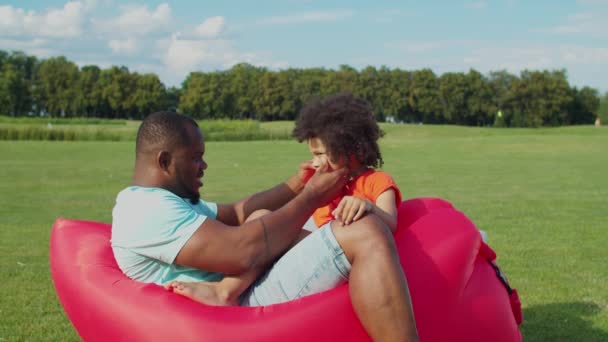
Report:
171,125,207,204
307,137,345,171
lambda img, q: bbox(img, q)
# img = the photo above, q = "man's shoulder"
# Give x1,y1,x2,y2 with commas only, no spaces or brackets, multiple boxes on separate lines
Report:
116,186,177,202
113,186,216,230
112,187,186,232
116,186,189,211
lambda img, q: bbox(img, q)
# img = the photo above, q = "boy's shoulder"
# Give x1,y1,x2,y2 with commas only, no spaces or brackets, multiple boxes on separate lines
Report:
359,169,395,182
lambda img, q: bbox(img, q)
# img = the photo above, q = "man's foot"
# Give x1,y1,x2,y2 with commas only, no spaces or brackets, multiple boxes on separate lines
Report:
164,281,238,306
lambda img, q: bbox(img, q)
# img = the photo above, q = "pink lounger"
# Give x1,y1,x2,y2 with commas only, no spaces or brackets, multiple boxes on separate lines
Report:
50,197,522,341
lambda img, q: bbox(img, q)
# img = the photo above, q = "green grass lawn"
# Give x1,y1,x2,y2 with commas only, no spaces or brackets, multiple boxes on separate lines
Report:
1,124,607,341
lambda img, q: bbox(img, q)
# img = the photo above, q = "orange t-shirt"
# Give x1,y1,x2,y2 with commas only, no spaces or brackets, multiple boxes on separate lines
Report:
312,169,402,227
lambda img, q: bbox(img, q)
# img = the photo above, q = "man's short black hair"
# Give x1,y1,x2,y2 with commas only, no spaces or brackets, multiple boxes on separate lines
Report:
136,111,199,155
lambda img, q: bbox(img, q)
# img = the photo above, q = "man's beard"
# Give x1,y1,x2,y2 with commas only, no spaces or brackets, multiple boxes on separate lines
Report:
189,193,200,205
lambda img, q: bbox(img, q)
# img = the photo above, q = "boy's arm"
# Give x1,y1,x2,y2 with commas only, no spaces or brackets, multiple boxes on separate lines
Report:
371,189,398,233
333,189,398,233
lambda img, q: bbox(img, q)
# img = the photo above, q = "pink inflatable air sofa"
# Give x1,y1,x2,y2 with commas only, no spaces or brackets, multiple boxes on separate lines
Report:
50,197,522,341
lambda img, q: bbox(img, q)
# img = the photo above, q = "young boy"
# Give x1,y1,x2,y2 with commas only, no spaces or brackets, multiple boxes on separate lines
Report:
294,92,401,233
166,93,401,305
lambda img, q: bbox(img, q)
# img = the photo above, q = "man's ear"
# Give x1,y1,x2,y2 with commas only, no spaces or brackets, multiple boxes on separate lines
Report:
157,150,171,172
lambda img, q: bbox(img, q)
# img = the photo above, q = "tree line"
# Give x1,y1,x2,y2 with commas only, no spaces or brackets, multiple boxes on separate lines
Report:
1,50,606,127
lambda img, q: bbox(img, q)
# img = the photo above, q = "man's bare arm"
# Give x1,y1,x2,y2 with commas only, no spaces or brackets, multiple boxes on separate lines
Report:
215,162,313,226
174,163,346,275
215,174,307,226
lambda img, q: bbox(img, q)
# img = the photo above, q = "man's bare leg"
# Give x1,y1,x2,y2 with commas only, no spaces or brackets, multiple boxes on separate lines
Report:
332,215,419,342
167,210,310,306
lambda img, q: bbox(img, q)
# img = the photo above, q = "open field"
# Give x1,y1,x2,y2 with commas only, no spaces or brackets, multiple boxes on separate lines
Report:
1,124,607,341
0,117,292,141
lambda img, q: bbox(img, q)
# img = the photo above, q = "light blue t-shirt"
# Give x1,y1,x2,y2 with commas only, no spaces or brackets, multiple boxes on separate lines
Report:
111,186,223,285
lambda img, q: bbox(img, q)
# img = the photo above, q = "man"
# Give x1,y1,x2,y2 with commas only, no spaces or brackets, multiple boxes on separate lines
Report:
111,111,418,341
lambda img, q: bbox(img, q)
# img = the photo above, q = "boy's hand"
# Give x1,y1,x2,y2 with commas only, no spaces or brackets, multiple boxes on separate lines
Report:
332,196,373,225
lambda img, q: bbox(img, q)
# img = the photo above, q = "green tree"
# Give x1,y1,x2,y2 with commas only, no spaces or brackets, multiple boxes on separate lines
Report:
488,70,517,127
439,72,467,124
509,69,572,127
277,69,301,120
161,86,181,113
465,69,495,126
132,73,166,119
226,63,264,119
74,65,103,117
569,86,599,125
254,71,284,121
180,72,225,119
0,51,37,116
99,66,137,118
321,65,357,96
357,66,394,121
293,68,324,109
388,69,415,123
0,63,23,116
34,56,80,116
411,69,441,123
599,92,608,125
0,50,7,69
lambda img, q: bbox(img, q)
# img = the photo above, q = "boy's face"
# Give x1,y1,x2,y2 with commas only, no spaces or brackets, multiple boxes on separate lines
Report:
307,137,346,171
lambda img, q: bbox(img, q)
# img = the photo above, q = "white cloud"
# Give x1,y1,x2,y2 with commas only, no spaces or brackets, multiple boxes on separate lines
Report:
461,44,608,92
258,10,354,25
108,38,138,55
375,9,415,23
0,38,55,57
82,0,103,11
544,9,608,37
162,36,233,74
462,45,608,73
386,41,443,54
0,1,87,38
463,46,555,71
73,58,113,70
162,36,256,72
577,0,608,5
158,35,288,85
195,16,226,38
94,3,171,36
559,45,608,64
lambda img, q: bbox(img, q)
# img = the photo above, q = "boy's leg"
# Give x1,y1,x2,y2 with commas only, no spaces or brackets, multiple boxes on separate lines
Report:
239,223,350,306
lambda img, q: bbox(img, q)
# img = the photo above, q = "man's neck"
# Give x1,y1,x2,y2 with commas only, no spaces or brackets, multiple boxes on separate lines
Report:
132,162,165,189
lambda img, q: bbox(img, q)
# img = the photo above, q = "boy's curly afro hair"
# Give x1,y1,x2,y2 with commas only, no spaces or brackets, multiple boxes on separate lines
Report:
293,92,384,168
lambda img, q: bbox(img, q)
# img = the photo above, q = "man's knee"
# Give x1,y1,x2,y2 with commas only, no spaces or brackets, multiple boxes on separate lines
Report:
246,209,271,222
331,214,396,260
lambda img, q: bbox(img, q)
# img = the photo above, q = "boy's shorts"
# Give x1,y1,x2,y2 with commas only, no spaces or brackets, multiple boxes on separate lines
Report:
240,222,351,306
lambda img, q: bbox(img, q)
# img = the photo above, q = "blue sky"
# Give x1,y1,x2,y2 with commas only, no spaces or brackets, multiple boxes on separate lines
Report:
1,0,607,93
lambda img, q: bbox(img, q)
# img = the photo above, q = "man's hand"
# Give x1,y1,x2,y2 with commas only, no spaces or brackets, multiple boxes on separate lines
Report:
285,161,315,194
332,196,373,225
302,159,348,206
297,160,315,185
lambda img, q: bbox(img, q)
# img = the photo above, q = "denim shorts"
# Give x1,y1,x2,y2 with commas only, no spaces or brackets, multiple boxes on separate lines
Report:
240,222,351,306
